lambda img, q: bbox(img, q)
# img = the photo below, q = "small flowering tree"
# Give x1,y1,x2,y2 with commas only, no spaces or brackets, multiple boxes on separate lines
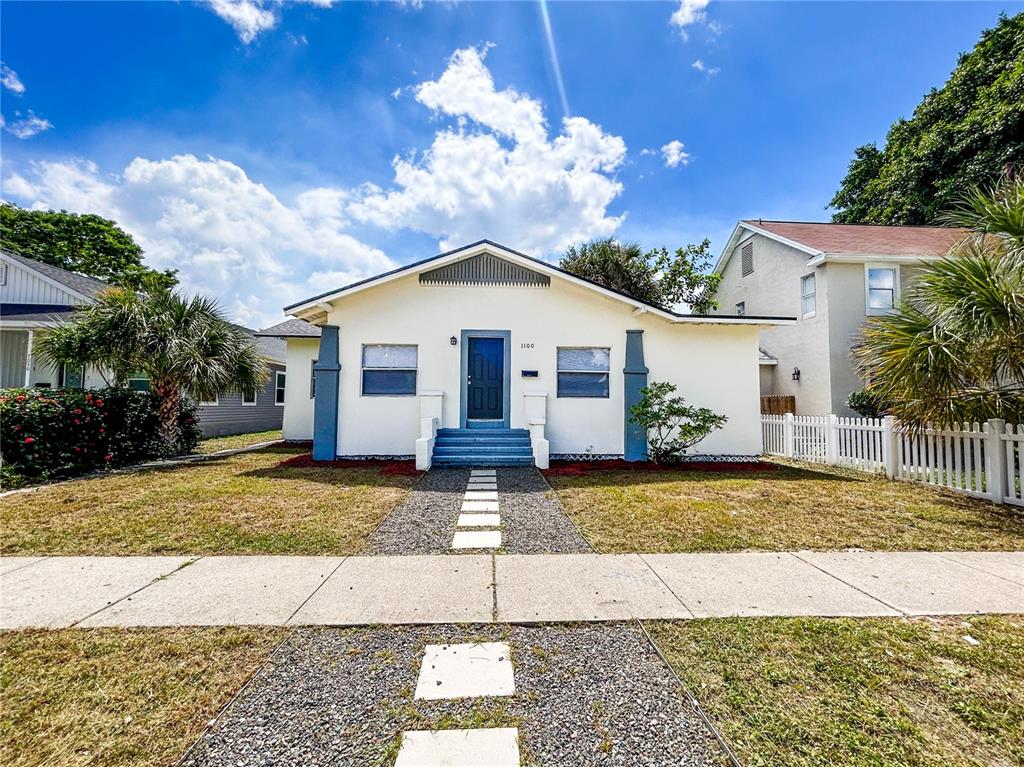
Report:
628,382,728,463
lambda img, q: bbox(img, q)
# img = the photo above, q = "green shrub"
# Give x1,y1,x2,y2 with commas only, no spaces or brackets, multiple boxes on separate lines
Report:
0,387,200,487
628,381,728,463
846,389,885,418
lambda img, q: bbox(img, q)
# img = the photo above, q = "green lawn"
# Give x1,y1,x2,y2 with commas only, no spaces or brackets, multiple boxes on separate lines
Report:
197,429,282,454
0,627,284,767
648,615,1024,767
546,461,1024,552
0,447,418,556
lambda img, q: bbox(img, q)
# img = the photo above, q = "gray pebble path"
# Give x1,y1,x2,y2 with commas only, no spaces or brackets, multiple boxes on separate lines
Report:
179,623,727,767
361,467,590,554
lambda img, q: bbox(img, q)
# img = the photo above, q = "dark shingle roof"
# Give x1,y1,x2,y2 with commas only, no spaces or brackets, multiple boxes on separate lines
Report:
0,303,80,323
255,318,322,338
1,249,112,299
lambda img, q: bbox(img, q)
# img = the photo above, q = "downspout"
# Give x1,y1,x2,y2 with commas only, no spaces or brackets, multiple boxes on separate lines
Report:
312,325,341,461
623,329,649,461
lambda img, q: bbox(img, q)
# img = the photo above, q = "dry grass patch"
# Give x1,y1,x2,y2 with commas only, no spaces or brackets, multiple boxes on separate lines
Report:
0,626,284,767
0,447,418,555
546,461,1024,552
197,429,282,454
648,615,1024,767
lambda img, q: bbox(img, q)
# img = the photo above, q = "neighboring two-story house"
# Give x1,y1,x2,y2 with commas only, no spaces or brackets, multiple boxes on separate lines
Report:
0,249,286,436
712,221,967,415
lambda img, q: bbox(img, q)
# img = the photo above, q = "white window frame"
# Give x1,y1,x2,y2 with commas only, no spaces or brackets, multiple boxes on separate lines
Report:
241,389,257,407
864,263,900,316
275,371,287,406
198,394,219,406
800,273,816,319
556,346,611,399
310,359,317,399
360,344,418,397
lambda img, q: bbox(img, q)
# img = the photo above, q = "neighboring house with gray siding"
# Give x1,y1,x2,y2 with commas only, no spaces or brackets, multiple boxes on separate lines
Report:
712,221,967,415
0,249,286,436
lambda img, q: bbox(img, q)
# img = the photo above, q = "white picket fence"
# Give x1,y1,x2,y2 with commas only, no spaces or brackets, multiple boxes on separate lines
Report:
762,413,1024,506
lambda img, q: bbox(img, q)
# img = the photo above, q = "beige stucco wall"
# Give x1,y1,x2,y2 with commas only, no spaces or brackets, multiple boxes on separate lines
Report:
714,233,832,414
286,267,765,457
282,338,319,441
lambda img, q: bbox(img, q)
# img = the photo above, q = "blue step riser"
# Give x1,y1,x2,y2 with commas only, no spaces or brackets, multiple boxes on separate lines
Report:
434,448,532,457
434,458,534,466
437,431,529,438
435,441,532,448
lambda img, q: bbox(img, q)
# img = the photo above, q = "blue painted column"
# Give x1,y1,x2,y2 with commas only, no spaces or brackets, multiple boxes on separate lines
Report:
623,329,649,461
312,325,341,461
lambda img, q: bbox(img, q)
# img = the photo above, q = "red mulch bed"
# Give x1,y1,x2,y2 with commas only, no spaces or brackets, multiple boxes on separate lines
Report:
275,453,422,476
543,459,777,477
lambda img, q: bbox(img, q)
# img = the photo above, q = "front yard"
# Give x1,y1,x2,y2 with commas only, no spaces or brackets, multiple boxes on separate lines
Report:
648,615,1024,767
196,429,282,454
546,461,1024,552
0,627,283,767
0,447,419,556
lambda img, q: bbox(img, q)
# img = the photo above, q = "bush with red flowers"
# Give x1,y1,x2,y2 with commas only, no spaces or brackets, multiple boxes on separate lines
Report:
0,387,202,487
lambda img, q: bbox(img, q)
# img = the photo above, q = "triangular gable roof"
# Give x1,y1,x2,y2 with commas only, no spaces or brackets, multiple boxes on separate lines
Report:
714,220,968,274
1,248,112,302
286,239,792,327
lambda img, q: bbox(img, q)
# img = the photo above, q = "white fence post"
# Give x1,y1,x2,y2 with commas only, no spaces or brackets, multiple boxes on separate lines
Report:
826,414,839,465
783,412,794,458
881,416,897,479
985,418,1008,504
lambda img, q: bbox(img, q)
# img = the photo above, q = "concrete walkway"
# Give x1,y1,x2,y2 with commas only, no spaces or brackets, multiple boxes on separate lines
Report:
1,551,1022,629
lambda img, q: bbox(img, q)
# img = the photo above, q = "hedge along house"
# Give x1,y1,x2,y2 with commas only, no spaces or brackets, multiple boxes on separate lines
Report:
264,240,794,469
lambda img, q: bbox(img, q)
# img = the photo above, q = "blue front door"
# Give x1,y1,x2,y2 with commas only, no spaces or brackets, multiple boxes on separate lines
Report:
467,337,504,420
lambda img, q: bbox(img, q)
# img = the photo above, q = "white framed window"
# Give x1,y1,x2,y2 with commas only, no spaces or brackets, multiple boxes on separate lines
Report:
557,347,610,398
199,394,219,406
800,273,816,318
0,262,7,286
128,372,150,392
735,301,746,316
362,345,417,396
865,264,899,315
60,364,85,389
242,389,257,406
310,359,317,399
275,371,286,405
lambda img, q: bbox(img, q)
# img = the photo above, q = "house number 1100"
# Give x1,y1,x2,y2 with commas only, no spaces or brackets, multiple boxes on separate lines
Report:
520,343,534,349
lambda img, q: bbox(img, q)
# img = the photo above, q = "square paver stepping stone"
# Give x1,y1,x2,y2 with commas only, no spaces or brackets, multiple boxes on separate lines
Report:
464,490,498,501
462,500,499,512
394,728,519,766
414,642,515,699
466,482,497,491
470,469,497,477
468,476,497,484
452,530,501,549
457,513,501,527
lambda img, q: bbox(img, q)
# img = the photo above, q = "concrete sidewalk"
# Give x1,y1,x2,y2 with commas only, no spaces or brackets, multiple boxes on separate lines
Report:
1,551,1022,629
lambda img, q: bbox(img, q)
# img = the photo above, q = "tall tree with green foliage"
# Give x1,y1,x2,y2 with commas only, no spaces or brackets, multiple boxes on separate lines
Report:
560,237,721,313
852,174,1024,426
829,12,1024,225
38,279,268,446
0,202,176,288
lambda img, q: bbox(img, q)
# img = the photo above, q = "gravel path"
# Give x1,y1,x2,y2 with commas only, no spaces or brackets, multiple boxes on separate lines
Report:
179,623,727,767
361,467,589,555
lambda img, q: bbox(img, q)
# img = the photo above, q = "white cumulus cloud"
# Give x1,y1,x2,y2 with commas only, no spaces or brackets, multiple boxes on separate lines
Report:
5,155,391,327
1,63,25,94
661,140,690,168
207,0,335,44
3,110,53,139
691,59,720,76
349,45,627,255
669,0,710,40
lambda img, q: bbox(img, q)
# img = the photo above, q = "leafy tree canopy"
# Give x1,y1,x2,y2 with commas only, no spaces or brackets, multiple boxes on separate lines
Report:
829,12,1024,225
559,237,721,313
0,202,176,289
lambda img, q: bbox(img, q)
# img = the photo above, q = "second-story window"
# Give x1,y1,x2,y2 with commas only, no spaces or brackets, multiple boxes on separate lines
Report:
801,273,816,318
866,266,898,314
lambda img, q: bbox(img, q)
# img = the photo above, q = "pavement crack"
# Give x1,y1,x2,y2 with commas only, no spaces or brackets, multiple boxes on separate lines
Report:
285,556,348,626
789,552,906,616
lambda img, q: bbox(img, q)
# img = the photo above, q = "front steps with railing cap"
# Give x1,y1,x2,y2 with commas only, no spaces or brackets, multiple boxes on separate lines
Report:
431,428,533,467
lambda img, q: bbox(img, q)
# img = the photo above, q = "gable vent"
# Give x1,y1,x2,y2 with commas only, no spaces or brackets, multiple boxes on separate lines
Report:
740,241,754,276
419,253,550,288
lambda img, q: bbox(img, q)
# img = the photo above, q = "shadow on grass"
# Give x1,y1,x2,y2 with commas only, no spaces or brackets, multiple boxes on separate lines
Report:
544,462,859,487
239,449,422,489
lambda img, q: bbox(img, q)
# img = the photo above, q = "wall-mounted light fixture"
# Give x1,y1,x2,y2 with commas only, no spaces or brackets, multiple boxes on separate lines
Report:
450,335,458,346
792,367,801,382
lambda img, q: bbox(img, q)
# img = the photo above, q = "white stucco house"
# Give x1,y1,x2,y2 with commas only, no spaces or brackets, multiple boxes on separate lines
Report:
711,220,968,415
258,240,793,468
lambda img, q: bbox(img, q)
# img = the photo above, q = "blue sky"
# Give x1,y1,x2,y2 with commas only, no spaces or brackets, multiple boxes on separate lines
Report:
1,0,1019,326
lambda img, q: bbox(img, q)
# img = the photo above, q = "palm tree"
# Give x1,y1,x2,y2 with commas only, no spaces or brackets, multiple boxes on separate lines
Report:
853,173,1024,427
39,279,269,446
